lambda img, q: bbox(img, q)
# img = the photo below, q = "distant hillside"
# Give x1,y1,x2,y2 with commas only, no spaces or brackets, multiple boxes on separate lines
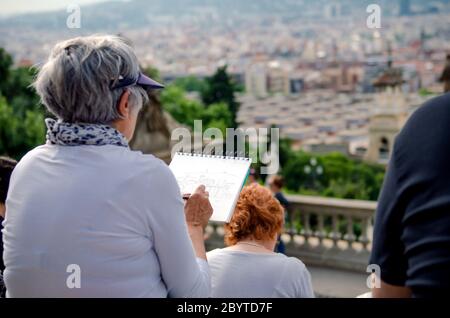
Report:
0,0,448,31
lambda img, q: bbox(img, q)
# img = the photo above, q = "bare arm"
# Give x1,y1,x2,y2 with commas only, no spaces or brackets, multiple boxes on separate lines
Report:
187,225,207,259
184,185,213,260
149,167,212,297
372,279,412,298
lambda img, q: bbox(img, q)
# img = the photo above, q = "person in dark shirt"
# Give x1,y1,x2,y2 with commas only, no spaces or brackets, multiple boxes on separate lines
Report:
247,168,258,185
268,175,290,210
268,175,289,254
370,93,450,298
0,157,17,297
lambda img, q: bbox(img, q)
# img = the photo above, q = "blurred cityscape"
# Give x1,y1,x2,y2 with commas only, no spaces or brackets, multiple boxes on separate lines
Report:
1,0,449,165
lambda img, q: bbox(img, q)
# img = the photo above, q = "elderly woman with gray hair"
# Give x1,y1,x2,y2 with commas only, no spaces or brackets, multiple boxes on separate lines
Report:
2,35,213,297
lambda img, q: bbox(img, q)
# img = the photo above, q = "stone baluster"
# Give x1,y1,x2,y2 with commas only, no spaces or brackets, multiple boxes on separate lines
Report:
301,212,312,244
359,216,371,249
314,213,326,245
344,215,356,245
329,214,341,246
286,209,297,245
209,223,220,241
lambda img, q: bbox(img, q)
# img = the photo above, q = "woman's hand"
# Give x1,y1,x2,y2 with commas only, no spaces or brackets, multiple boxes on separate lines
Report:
184,185,213,229
184,185,213,260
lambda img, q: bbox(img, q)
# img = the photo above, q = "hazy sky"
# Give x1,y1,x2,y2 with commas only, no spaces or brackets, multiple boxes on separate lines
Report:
0,0,110,15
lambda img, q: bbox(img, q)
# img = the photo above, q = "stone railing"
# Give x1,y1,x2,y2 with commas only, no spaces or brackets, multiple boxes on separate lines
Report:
205,194,377,272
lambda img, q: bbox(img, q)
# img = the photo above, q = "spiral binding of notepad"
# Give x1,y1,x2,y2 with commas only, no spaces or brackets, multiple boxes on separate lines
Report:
175,151,251,161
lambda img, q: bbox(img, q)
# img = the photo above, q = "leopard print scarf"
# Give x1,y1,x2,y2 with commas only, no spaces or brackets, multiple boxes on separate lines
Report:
45,118,128,148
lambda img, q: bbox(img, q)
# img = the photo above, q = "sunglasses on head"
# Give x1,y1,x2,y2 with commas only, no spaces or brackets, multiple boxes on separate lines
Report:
110,72,165,90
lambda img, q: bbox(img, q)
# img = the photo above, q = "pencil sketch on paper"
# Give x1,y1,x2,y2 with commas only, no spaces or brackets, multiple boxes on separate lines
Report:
169,154,251,222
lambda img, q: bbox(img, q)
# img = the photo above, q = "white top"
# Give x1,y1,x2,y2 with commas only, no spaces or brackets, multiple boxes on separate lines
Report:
2,144,210,297
207,248,314,298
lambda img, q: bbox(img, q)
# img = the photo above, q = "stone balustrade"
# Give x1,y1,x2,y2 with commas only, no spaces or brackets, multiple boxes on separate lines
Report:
205,194,377,272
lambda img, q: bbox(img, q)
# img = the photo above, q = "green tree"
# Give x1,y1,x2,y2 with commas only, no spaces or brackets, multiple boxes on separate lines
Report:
281,151,385,201
0,95,45,159
160,85,204,128
0,96,17,154
7,67,41,115
160,84,233,136
0,48,13,94
279,138,294,168
173,76,207,92
0,48,46,159
202,102,233,134
201,66,240,128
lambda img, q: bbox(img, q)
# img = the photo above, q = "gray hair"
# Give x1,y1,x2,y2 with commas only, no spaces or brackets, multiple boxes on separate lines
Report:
33,35,149,124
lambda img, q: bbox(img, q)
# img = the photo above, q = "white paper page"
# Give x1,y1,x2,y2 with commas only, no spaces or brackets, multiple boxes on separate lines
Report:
169,153,252,222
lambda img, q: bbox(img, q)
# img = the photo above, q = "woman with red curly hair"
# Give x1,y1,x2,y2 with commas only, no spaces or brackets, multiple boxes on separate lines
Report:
207,183,314,298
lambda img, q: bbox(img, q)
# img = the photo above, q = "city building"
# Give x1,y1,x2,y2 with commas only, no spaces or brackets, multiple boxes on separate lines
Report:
267,61,290,95
365,57,408,164
245,63,268,98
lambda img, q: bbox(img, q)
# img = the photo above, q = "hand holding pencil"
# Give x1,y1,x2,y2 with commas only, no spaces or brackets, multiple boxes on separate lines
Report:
183,185,213,229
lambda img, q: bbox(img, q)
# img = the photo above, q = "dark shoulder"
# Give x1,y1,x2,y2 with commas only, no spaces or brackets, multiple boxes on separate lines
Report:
400,93,450,139
394,93,450,166
275,192,284,200
414,92,450,117
275,192,289,205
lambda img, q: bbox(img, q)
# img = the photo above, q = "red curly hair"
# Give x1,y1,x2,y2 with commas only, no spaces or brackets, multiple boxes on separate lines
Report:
224,183,284,246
